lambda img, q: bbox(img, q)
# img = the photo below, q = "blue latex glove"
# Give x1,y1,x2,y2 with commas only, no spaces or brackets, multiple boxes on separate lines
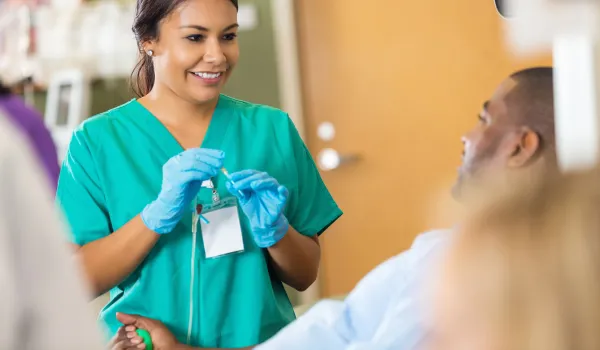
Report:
141,148,224,234
225,170,289,248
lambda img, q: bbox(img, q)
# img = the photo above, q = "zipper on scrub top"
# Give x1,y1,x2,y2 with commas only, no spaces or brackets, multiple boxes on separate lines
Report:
187,200,203,344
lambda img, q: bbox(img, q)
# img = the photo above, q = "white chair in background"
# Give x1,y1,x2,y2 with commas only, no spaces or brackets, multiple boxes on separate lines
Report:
44,69,90,163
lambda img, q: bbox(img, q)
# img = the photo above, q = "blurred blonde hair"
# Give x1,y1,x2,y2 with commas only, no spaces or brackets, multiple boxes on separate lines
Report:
444,167,600,350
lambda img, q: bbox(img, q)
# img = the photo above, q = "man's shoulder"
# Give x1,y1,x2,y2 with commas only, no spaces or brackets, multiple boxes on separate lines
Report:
409,229,452,252
351,228,452,293
358,229,452,282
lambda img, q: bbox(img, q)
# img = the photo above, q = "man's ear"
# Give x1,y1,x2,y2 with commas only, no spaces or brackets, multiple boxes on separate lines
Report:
507,128,541,168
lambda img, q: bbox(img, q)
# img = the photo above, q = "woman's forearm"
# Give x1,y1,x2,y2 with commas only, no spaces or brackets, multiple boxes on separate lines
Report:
76,215,160,296
266,227,321,291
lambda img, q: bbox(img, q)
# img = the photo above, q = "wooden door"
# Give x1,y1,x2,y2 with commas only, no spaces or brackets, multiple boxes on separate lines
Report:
295,0,552,296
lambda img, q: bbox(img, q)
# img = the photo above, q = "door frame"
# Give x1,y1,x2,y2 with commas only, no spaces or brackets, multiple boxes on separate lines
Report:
270,0,321,306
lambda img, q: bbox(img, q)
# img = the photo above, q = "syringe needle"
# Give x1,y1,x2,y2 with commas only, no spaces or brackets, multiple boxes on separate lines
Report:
221,167,244,196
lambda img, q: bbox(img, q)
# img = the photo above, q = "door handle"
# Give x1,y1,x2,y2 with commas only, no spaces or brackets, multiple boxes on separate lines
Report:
317,148,360,171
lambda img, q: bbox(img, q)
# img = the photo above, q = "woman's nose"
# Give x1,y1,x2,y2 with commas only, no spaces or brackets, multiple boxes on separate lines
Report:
203,38,226,65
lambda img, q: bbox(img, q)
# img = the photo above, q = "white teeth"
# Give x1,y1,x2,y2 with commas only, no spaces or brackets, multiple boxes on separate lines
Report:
194,72,221,79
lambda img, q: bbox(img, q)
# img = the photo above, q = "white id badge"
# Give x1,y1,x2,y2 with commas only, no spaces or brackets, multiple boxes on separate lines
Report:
200,197,245,258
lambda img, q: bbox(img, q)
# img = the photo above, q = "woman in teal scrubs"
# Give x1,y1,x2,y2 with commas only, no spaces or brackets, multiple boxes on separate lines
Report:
56,0,342,348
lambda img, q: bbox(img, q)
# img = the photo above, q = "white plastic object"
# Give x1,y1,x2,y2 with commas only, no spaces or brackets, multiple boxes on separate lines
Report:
503,0,600,55
238,4,259,31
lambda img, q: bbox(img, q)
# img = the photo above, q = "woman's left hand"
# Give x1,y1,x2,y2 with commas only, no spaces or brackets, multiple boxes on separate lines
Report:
108,325,143,350
112,313,179,350
226,170,289,248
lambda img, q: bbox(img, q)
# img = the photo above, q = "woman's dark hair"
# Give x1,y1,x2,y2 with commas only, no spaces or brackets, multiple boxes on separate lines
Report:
0,81,11,96
130,0,239,97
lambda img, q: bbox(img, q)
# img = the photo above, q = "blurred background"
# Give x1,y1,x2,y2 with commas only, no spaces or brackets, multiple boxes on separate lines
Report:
0,0,551,309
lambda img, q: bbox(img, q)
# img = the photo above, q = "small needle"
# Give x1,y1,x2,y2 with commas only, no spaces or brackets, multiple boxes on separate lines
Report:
221,167,244,196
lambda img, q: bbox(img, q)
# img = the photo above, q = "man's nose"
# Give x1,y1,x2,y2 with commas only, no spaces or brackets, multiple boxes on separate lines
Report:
203,38,226,65
461,135,473,152
462,129,477,145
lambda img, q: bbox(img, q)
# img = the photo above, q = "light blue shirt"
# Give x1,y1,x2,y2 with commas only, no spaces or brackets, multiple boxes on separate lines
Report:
256,229,450,350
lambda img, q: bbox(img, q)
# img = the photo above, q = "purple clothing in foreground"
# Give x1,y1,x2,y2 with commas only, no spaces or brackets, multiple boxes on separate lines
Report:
0,95,59,189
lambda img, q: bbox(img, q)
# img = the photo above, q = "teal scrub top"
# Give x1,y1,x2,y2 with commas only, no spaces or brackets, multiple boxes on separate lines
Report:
56,95,343,347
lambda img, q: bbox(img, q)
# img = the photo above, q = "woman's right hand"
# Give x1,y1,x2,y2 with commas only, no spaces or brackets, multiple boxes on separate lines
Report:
141,148,224,234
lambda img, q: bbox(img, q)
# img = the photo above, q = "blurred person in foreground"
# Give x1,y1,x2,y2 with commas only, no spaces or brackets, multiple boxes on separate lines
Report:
0,109,104,348
0,81,60,188
428,167,600,350
110,67,558,350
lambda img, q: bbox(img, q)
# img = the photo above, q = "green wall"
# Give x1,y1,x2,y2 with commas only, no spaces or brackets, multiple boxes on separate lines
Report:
222,0,281,108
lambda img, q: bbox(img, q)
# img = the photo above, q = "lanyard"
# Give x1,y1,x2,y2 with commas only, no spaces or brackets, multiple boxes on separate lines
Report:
205,178,220,204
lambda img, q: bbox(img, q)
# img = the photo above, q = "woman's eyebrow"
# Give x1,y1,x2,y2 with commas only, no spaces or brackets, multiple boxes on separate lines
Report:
179,23,239,31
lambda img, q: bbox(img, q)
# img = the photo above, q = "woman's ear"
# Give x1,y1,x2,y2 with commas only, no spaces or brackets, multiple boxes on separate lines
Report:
140,40,156,56
507,128,541,168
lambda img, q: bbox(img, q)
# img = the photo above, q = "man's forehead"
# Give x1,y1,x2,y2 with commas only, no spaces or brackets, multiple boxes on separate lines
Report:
492,78,519,102
484,78,520,119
